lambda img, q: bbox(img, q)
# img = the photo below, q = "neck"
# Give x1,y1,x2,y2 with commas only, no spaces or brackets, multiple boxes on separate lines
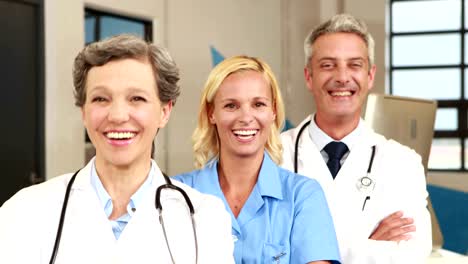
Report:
315,113,360,140
94,156,151,219
217,150,264,217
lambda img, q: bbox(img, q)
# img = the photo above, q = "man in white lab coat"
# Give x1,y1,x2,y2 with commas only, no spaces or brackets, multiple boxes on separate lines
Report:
281,14,432,263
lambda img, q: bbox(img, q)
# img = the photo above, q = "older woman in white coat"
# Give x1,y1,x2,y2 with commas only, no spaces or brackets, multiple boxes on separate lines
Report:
0,35,234,264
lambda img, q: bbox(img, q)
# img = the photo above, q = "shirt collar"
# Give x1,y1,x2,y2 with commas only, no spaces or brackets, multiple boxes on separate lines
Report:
200,152,283,200
255,152,283,200
308,113,364,151
90,161,155,217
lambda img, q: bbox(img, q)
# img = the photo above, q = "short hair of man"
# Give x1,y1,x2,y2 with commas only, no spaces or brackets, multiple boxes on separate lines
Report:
192,55,285,169
73,34,180,107
304,13,375,68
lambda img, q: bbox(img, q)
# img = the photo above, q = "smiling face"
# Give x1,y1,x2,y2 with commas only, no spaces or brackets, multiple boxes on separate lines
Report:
209,70,276,161
82,58,172,169
305,32,376,126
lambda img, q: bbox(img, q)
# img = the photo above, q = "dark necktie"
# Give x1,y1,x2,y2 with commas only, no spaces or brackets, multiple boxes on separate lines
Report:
323,141,349,179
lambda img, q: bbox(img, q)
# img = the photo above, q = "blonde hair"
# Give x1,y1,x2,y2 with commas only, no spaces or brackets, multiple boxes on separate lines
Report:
192,55,285,168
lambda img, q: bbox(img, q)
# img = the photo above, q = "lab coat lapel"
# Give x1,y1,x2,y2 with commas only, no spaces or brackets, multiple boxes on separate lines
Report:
334,125,379,203
57,162,117,263
297,131,335,190
125,183,196,262
331,125,385,237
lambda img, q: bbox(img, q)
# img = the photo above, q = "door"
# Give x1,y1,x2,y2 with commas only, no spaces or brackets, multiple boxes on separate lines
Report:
0,0,43,205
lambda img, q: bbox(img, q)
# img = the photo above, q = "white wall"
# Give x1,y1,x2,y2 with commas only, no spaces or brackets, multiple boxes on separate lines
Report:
45,0,84,179
44,0,387,177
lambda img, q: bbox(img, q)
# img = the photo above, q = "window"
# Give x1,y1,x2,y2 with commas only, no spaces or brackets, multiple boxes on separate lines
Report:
390,0,466,171
84,9,152,148
85,8,152,44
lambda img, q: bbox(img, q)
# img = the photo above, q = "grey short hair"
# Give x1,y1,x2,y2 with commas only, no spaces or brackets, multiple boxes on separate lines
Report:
73,34,180,107
304,13,375,67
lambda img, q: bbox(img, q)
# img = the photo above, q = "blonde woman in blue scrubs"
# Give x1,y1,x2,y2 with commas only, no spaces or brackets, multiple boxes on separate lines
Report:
174,55,341,263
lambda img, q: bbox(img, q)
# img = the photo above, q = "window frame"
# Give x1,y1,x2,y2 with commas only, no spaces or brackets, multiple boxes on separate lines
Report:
389,0,467,171
85,8,153,45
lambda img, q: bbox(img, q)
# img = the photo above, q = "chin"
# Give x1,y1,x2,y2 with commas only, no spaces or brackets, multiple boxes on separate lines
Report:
109,158,135,168
233,147,264,159
96,153,134,167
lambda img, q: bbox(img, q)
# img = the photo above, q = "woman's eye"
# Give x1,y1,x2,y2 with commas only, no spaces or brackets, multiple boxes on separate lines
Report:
132,96,147,102
91,97,107,103
224,103,236,109
255,102,266,107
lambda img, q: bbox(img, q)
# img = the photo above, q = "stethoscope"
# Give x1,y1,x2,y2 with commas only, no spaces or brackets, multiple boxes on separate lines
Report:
293,119,377,211
49,169,198,264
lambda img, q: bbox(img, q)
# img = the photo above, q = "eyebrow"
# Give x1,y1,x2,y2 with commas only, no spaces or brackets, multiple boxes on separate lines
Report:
219,96,272,102
318,56,366,62
88,85,152,95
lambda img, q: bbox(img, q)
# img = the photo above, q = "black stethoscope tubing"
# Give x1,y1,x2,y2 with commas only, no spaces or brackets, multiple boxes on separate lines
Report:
49,169,197,264
293,120,311,173
49,169,79,264
156,174,198,264
292,120,377,211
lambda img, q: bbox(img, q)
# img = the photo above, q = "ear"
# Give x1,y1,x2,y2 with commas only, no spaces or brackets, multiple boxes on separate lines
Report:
207,104,216,124
304,66,314,93
367,64,377,92
81,107,87,126
158,100,173,128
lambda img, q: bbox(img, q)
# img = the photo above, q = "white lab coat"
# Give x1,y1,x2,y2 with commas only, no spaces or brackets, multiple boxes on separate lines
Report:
0,159,234,264
281,115,432,264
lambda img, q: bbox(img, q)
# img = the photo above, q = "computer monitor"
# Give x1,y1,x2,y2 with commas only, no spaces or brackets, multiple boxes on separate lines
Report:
364,93,443,249
364,93,437,171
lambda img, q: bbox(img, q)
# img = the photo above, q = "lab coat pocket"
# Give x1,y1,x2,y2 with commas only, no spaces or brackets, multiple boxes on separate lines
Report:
263,243,288,263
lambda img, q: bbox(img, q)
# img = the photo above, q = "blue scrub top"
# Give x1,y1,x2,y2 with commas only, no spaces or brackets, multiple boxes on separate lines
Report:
174,152,341,264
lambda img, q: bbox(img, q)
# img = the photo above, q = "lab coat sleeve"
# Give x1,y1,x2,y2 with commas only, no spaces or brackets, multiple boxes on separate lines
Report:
339,141,432,264
195,193,235,263
0,187,46,263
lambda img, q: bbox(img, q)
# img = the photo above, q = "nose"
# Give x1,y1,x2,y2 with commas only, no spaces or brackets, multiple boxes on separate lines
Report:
334,64,350,85
238,105,254,125
107,100,130,123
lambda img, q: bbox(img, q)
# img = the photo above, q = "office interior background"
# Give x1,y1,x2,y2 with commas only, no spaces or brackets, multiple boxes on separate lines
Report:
0,0,466,255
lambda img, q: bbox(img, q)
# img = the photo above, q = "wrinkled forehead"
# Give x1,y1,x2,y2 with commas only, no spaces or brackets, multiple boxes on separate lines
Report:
311,32,368,61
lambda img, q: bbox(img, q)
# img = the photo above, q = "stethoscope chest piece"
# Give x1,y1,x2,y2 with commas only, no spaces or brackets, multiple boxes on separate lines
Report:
356,174,375,195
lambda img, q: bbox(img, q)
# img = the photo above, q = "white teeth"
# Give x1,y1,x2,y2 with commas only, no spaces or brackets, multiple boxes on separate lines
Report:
331,91,352,96
233,130,257,136
106,132,136,139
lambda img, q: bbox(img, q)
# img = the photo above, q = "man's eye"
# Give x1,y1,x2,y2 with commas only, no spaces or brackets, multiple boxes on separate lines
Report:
351,63,363,68
321,63,333,69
